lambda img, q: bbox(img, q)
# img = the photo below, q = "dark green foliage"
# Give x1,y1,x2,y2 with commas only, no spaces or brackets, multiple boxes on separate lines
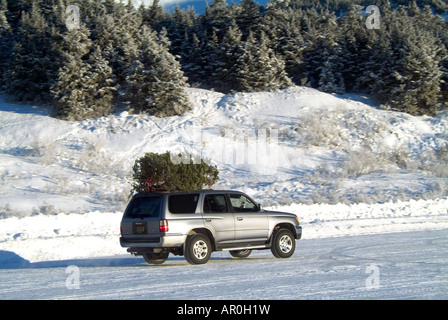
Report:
0,0,12,89
1,0,189,120
236,31,292,92
131,151,219,193
1,0,448,117
124,27,191,117
4,3,60,102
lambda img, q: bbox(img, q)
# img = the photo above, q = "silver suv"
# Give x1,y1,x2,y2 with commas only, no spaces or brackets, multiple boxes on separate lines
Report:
120,190,302,265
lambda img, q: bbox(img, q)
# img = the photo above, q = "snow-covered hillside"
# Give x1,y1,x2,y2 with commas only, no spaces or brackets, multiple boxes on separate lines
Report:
0,86,447,262
1,86,447,215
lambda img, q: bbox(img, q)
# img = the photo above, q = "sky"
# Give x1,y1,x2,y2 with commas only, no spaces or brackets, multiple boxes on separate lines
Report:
131,0,193,6
127,0,269,13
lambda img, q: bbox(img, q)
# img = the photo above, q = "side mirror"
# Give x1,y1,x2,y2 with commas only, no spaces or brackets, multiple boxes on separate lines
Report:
257,204,263,212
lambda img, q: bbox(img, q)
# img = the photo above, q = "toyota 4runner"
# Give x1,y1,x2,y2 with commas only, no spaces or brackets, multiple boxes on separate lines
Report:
120,190,302,265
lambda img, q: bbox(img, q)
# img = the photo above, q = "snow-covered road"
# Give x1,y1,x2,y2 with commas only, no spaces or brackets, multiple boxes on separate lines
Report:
1,229,447,300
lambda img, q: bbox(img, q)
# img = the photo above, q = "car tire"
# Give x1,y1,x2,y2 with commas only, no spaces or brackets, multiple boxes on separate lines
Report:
229,249,252,258
184,233,212,265
271,229,295,258
143,251,169,265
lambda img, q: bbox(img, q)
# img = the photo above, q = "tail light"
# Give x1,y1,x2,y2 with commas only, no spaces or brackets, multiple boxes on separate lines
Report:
159,219,169,232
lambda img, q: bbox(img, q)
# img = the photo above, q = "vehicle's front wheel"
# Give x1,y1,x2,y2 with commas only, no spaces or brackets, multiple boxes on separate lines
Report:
184,233,212,265
143,251,169,265
271,229,295,258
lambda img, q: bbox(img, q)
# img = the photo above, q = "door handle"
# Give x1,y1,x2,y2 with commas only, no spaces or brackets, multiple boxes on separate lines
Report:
205,219,212,222
237,217,243,221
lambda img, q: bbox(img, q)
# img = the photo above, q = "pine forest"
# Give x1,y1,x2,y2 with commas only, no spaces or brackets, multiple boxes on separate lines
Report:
1,0,448,120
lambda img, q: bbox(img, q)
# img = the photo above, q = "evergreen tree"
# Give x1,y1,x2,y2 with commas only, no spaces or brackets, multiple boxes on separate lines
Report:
160,5,196,57
202,0,235,41
389,28,444,115
180,31,207,86
124,26,190,117
338,4,372,92
0,0,10,33
51,25,114,120
51,25,92,120
357,3,394,96
302,10,344,92
5,2,60,102
0,0,12,88
3,0,33,26
236,0,262,37
236,31,292,92
84,46,116,117
442,18,448,104
212,24,244,92
317,52,345,94
93,3,141,97
139,0,167,28
131,151,219,193
369,12,445,116
316,32,345,94
262,6,306,85
201,30,220,86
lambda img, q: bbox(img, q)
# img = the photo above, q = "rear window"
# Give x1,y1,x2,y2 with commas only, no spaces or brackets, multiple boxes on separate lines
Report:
169,194,199,214
125,196,161,218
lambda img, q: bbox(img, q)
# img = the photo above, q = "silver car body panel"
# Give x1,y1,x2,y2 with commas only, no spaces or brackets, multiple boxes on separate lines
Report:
120,190,302,252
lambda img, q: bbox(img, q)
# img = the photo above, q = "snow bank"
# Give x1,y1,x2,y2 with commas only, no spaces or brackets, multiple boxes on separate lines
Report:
0,211,121,262
271,198,448,238
0,198,447,263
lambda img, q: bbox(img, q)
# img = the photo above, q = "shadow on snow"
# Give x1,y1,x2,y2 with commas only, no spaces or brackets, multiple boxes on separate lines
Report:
0,250,272,269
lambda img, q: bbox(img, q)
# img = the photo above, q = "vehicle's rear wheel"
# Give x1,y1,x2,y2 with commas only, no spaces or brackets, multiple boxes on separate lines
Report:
184,233,212,265
229,249,252,258
143,251,169,265
271,229,295,258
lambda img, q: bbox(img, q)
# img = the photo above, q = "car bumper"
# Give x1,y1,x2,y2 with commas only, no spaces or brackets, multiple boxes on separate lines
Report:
295,225,302,240
120,234,186,248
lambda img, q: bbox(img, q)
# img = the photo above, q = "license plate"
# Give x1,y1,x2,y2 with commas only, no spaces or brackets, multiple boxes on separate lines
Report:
133,223,146,234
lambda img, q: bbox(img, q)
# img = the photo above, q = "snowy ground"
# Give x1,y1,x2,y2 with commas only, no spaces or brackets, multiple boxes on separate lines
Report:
1,229,447,300
0,198,447,263
0,86,447,299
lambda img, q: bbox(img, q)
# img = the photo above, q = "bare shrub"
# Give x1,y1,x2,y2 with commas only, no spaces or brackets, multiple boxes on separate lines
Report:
29,135,60,165
73,138,129,178
431,145,448,177
342,148,385,178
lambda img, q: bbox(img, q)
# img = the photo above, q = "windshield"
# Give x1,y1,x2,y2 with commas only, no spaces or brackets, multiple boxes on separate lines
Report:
125,196,161,218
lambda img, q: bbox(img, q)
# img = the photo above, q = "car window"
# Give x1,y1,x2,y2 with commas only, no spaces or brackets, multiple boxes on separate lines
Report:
229,194,258,212
125,196,161,218
169,194,199,214
203,194,229,213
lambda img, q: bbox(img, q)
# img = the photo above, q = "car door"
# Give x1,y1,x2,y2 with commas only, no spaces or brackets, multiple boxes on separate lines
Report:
229,193,269,242
202,193,235,245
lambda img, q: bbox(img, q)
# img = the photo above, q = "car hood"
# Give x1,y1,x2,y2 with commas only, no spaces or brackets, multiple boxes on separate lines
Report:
262,210,297,218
